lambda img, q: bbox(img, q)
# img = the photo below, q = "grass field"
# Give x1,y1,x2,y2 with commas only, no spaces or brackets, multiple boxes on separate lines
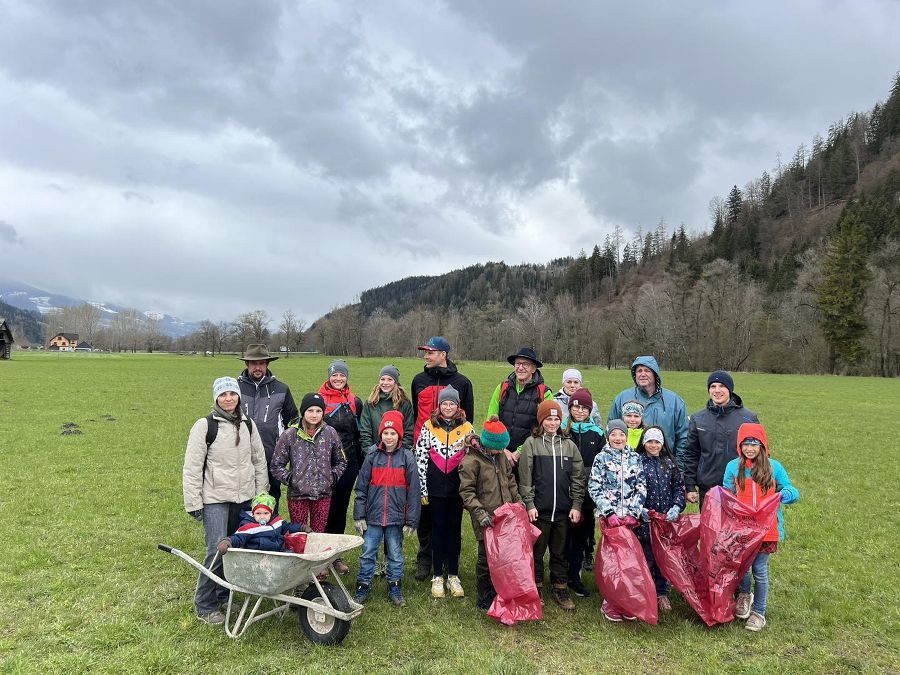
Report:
1,352,898,674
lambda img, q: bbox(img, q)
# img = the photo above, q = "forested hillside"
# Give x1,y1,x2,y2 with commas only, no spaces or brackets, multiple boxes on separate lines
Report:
311,74,900,376
0,300,43,345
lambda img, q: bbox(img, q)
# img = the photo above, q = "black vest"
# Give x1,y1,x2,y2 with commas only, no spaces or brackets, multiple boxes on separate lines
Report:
498,372,547,451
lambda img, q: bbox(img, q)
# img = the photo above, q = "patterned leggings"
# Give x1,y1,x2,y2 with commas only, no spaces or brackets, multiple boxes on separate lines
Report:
288,497,332,532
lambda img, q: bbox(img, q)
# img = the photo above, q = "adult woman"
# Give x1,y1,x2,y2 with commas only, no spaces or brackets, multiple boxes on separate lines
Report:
319,359,363,574
359,364,415,451
182,376,268,624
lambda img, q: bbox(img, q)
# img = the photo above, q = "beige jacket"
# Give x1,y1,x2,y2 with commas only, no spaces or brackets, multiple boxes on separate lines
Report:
182,413,269,512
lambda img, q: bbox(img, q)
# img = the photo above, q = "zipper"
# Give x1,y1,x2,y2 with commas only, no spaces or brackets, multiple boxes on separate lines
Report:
619,450,626,518
550,434,558,521
383,451,391,527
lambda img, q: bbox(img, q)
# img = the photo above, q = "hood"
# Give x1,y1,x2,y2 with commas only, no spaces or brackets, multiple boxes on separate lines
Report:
630,356,661,392
737,422,769,456
424,358,459,378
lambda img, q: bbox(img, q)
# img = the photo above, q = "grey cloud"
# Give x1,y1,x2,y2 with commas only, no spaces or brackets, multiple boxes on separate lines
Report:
0,220,22,245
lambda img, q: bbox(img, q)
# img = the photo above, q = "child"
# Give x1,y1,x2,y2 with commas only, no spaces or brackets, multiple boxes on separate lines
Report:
554,368,604,427
723,422,799,632
563,389,605,599
359,364,415,451
216,493,311,554
635,426,685,612
518,399,586,611
458,417,523,610
415,385,473,598
588,419,647,622
353,410,421,607
622,400,645,451
271,393,347,533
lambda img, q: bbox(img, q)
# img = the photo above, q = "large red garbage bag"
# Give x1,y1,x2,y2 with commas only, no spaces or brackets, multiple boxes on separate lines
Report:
595,519,658,624
485,503,543,626
650,486,781,625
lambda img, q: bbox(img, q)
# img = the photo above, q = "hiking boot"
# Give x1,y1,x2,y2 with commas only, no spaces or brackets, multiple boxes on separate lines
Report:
414,560,431,582
476,590,497,611
551,584,576,611
745,611,766,632
658,595,673,612
735,592,753,620
601,600,622,622
197,610,226,625
388,580,406,607
374,557,387,577
567,579,591,598
447,575,465,597
431,575,446,598
333,559,350,575
353,582,371,604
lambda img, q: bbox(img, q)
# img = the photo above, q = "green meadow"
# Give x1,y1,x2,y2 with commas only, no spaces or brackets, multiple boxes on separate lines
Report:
1,352,898,674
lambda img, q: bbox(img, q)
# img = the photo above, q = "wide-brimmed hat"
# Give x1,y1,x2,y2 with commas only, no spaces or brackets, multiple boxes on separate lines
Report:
239,344,278,362
507,346,542,368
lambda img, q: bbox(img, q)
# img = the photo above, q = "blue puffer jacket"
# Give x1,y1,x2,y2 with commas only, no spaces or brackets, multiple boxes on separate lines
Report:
588,445,646,519
228,512,310,551
609,356,690,465
354,445,421,528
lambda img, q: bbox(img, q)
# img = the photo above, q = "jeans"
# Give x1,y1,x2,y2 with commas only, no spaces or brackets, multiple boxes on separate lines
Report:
739,551,771,615
636,524,669,596
195,501,248,614
430,494,463,576
358,524,404,584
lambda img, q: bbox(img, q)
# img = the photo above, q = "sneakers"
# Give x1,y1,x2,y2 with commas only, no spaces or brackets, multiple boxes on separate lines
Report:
735,592,753,620
197,610,226,625
353,582,371,604
431,575,446,598
388,580,406,607
374,557,387,577
333,559,350,575
745,611,766,632
415,560,431,582
446,575,465,597
551,584,576,611
601,600,623,622
658,595,672,612
567,579,591,598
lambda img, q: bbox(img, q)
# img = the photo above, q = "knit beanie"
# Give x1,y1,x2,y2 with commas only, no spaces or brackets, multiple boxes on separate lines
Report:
213,376,240,402
300,392,326,417
622,400,644,417
378,410,404,441
707,370,734,395
562,368,583,384
537,399,563,426
607,419,628,437
379,364,401,385
438,385,460,406
641,428,664,445
480,416,510,451
328,359,349,377
251,493,276,515
568,388,593,410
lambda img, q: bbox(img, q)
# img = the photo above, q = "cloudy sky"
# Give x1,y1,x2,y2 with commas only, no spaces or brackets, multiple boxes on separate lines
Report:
0,1,897,324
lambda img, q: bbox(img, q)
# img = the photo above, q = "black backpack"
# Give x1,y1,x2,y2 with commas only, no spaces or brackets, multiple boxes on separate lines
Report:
205,413,253,447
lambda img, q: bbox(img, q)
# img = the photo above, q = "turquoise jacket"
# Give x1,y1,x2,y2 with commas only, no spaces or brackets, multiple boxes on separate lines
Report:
722,458,799,541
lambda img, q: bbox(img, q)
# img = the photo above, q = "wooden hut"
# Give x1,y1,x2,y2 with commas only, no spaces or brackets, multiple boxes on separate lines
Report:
0,319,13,359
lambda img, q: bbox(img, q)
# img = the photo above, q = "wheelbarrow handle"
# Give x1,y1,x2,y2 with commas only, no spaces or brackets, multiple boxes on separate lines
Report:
158,544,173,553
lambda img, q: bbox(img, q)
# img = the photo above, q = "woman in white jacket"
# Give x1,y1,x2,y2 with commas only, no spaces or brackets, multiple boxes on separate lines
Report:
182,376,268,624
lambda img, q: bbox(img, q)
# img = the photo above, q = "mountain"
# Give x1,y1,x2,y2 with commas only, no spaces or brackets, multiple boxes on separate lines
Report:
0,299,43,344
0,279,201,338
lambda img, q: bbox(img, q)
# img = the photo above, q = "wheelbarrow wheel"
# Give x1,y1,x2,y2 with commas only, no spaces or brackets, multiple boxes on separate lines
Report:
298,582,352,645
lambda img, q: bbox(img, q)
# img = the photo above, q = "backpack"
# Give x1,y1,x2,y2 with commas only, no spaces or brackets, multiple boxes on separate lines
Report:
499,380,548,407
205,414,253,447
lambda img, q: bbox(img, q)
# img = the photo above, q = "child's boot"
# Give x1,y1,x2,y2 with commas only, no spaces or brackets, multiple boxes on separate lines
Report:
353,581,371,604
657,594,672,612
735,592,753,619
446,575,465,598
551,583,576,611
745,611,766,632
431,575,446,598
388,580,406,607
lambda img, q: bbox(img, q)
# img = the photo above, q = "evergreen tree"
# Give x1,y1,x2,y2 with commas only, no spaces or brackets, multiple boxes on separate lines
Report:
880,72,900,140
726,185,743,224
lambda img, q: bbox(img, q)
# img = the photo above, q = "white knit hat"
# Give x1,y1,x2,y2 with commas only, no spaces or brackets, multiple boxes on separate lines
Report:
562,368,583,384
213,376,240,402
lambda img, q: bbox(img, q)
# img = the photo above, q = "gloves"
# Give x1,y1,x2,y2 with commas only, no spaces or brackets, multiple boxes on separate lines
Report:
188,509,203,522
622,516,639,528
354,519,367,534
216,538,231,555
607,514,622,528
403,525,416,537
479,514,493,529
421,496,429,506
640,508,650,522
666,506,681,521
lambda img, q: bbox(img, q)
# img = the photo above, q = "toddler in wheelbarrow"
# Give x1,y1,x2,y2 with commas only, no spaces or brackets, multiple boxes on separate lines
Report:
217,493,312,555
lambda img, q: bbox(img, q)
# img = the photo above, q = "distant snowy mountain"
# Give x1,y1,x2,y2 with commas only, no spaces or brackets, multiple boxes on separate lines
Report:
0,279,201,338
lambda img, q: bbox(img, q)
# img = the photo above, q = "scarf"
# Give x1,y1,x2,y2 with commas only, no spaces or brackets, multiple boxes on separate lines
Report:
319,381,358,415
213,403,241,444
570,420,603,435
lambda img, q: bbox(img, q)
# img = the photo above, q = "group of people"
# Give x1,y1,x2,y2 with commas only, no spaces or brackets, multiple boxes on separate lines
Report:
182,340,799,633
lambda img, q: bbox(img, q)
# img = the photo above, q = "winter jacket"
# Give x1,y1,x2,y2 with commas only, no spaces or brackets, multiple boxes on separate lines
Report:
683,393,760,493
609,356,690,464
458,444,522,541
237,369,299,460
183,412,269,513
359,392,414,450
588,445,646,519
270,424,347,501
487,371,554,452
415,415,474,499
411,360,475,443
354,445,421,528
318,382,363,468
556,389,604,427
722,423,799,542
228,512,310,551
635,455,686,542
568,421,605,512
518,433,586,522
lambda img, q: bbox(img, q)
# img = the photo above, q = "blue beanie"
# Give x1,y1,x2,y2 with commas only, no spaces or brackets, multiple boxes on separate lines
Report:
707,370,734,395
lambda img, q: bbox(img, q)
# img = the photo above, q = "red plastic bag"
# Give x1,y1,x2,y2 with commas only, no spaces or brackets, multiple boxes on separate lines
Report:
485,503,543,626
648,512,711,623
284,532,307,554
595,519,658,624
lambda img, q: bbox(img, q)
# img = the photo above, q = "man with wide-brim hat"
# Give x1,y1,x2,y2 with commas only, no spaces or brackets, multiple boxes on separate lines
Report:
487,346,554,467
237,343,298,515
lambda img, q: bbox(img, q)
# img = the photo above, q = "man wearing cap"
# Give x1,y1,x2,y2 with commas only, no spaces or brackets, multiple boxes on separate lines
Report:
683,370,759,505
486,347,554,465
411,336,475,582
237,344,299,515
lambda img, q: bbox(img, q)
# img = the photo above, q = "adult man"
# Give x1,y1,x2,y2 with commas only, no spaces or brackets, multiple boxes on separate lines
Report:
486,346,554,466
237,344,298,514
683,370,759,505
609,356,689,465
411,336,475,582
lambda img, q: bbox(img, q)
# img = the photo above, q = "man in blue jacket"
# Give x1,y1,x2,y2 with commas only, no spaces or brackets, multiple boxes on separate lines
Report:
609,356,689,465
